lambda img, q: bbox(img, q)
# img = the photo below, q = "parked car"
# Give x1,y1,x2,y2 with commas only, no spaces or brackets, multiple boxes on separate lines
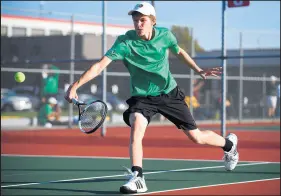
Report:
95,92,127,112
12,86,67,111
1,88,32,112
53,90,114,112
11,85,40,110
79,93,113,112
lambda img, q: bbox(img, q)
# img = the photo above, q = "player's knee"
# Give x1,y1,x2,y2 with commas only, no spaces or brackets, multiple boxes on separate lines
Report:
129,113,148,143
129,112,148,128
186,129,205,144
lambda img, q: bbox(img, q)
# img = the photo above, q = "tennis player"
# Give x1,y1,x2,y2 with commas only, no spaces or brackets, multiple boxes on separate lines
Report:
64,2,239,194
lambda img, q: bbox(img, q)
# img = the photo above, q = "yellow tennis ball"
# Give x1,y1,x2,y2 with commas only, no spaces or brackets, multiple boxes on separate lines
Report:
14,72,25,83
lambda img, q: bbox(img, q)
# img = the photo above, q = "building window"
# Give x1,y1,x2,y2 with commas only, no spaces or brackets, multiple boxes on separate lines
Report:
84,33,97,36
67,31,80,35
31,28,45,36
1,25,8,36
50,30,63,35
12,27,27,37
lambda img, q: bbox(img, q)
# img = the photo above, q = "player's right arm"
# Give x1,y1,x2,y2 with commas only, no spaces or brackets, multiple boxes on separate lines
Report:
64,56,112,103
64,34,129,103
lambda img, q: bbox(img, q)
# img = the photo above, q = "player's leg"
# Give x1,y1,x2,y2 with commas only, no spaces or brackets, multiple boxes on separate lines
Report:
120,112,149,194
267,96,274,117
183,128,239,171
183,128,226,147
120,98,157,194
129,112,148,169
159,86,239,171
271,96,277,117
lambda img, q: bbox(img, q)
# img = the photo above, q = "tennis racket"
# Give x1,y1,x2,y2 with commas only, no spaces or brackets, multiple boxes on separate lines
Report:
72,98,108,134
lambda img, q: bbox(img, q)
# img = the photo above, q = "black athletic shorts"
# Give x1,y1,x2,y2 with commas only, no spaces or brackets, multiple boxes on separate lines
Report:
123,86,197,131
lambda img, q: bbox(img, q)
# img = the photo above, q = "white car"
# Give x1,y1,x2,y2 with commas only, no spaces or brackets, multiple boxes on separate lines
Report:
79,94,113,111
1,88,32,111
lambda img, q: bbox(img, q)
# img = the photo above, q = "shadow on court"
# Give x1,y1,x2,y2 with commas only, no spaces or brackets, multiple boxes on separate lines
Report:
3,178,198,196
177,170,280,175
2,168,127,172
2,178,197,185
5,187,121,195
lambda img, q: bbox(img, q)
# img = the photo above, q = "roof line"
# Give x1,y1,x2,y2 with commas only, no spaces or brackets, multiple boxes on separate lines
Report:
1,13,133,29
207,48,280,52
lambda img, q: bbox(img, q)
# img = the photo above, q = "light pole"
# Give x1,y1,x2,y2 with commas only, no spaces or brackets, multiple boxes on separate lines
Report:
101,0,107,137
221,0,227,137
39,1,45,18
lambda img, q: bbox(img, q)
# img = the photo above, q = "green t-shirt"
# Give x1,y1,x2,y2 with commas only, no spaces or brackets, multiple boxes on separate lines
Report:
105,27,180,96
37,104,53,125
266,82,277,96
41,65,60,97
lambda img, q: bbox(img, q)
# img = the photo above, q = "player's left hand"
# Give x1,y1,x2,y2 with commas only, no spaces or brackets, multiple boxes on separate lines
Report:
198,67,222,80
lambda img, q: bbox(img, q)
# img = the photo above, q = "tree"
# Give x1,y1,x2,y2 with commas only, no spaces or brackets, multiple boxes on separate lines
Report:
170,25,204,53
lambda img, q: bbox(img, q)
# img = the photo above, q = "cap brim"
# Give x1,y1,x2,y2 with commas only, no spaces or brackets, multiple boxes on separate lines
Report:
128,10,134,15
128,9,151,16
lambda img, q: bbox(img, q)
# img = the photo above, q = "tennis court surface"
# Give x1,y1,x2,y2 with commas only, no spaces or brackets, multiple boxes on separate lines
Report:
1,122,280,195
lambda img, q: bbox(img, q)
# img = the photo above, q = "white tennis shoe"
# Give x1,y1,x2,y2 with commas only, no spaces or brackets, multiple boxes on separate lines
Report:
223,133,239,171
120,167,148,194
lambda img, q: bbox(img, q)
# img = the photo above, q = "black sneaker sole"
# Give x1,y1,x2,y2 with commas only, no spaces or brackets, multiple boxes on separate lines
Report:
120,186,137,194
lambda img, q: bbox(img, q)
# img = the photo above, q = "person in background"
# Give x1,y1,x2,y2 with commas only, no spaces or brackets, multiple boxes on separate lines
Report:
266,76,278,118
40,64,60,102
276,83,280,117
192,79,204,102
215,96,233,119
39,64,61,117
184,79,205,119
37,97,61,128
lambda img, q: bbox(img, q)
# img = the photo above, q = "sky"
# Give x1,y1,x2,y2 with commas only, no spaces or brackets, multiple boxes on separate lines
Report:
1,1,280,50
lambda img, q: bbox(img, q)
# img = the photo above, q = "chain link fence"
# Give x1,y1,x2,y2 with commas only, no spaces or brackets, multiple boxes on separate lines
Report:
1,4,280,131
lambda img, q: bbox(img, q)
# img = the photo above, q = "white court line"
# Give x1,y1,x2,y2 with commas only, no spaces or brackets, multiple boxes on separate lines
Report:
135,177,281,195
2,172,45,177
1,162,273,188
2,154,280,163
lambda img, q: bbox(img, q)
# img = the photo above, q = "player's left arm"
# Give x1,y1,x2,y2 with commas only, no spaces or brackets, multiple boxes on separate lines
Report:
168,30,221,79
175,47,222,79
175,47,203,75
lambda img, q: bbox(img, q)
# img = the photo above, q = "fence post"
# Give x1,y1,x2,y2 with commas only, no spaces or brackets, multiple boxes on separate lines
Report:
220,0,227,137
68,14,75,128
101,1,107,137
238,32,244,123
262,74,266,119
189,27,194,115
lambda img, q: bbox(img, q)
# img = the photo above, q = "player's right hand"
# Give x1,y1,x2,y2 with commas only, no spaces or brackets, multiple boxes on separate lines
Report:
64,84,78,103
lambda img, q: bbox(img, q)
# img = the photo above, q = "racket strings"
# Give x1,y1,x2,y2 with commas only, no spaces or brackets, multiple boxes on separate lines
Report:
80,102,107,132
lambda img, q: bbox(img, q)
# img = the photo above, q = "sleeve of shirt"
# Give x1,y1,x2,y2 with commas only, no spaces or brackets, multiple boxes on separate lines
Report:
45,105,53,117
168,31,180,54
105,35,129,61
50,64,60,78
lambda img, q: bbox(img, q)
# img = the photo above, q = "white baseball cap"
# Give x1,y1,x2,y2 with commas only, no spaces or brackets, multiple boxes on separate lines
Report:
128,2,156,17
270,75,277,81
48,97,58,105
